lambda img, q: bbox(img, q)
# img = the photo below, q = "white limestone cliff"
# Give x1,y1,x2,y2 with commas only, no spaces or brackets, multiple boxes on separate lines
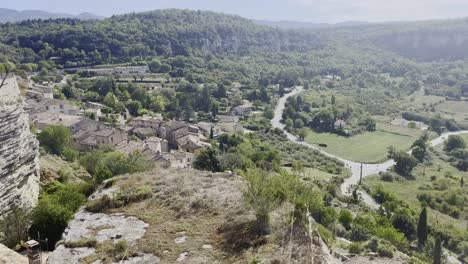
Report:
0,76,40,216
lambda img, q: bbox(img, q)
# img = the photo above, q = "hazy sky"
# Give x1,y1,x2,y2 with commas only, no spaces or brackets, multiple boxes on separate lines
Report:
3,0,468,23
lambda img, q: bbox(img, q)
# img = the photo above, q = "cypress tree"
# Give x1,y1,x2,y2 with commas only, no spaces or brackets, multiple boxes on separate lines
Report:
433,236,442,264
417,207,428,246
209,127,214,139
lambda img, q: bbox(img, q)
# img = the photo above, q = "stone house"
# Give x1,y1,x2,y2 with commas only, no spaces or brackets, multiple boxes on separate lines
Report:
219,122,244,134
129,115,163,129
31,112,84,131
71,127,127,152
115,136,168,157
40,98,79,115
26,84,53,100
176,133,210,154
197,122,222,138
232,100,253,116
154,150,194,169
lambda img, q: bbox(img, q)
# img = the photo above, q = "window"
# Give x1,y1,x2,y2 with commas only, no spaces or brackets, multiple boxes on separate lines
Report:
60,104,64,109
45,106,49,110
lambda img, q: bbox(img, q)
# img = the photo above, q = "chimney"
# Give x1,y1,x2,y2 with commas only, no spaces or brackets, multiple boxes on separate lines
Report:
24,240,41,264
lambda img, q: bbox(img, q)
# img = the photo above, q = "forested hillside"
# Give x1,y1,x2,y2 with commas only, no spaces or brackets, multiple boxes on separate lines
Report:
0,9,323,66
323,18,468,61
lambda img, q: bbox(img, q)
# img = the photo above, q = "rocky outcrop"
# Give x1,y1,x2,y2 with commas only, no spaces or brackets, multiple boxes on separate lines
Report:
0,76,40,216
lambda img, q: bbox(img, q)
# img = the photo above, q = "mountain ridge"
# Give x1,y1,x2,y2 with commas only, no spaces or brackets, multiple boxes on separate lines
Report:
0,8,104,23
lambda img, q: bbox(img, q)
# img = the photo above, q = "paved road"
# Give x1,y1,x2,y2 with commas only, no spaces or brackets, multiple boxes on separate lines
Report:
272,86,468,209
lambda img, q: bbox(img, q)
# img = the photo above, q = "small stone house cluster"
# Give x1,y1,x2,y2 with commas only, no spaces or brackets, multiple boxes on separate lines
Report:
127,116,211,168
71,119,128,151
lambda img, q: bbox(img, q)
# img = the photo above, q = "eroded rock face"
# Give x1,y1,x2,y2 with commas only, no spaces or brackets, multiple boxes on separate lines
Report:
0,76,40,216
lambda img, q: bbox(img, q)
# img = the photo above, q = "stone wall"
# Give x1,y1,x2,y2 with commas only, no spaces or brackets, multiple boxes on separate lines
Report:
0,76,40,216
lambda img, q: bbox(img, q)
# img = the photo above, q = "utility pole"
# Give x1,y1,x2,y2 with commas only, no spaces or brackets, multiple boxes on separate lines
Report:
359,163,363,185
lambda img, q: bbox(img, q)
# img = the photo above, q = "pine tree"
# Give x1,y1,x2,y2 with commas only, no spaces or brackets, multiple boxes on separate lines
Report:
433,236,442,264
417,207,428,246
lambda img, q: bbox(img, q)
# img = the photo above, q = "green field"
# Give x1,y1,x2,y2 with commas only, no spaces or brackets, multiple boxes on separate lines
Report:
304,125,429,163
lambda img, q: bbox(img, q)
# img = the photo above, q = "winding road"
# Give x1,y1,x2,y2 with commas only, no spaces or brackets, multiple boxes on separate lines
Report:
272,86,468,209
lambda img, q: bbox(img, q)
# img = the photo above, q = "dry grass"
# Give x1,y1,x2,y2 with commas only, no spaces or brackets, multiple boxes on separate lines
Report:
91,168,328,263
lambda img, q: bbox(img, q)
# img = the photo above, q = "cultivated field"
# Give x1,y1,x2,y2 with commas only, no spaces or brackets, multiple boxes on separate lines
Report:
304,125,429,163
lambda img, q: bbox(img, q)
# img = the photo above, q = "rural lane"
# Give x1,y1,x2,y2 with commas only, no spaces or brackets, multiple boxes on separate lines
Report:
272,86,468,209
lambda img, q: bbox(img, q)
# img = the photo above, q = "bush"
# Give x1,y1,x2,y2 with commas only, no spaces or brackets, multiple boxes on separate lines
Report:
38,125,71,155
380,172,394,182
0,207,31,249
338,209,353,230
377,246,394,258
86,195,114,213
64,238,97,248
80,150,151,183
317,224,334,246
86,186,152,213
29,182,87,249
349,242,363,254
350,224,372,241
61,146,78,162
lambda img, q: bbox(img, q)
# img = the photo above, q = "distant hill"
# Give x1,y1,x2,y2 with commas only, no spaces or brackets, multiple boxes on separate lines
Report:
0,8,104,23
0,9,324,65
254,19,370,29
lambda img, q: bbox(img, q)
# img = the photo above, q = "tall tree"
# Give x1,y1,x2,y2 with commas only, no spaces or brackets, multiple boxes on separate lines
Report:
417,207,428,246
433,236,442,264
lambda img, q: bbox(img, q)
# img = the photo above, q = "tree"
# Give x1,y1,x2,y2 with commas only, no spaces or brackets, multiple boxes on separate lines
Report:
211,101,219,119
411,136,427,162
38,126,71,155
389,150,418,176
433,236,442,264
30,182,86,249
242,168,278,235
298,128,308,141
209,127,214,139
391,208,416,239
444,135,466,151
417,207,428,247
412,146,426,162
285,118,293,129
294,118,304,129
148,59,161,73
0,207,31,248
193,147,221,172
338,209,353,230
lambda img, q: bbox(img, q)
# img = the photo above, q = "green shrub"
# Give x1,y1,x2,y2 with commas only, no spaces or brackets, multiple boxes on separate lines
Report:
338,209,353,230
349,242,363,254
86,195,114,213
317,224,334,246
29,181,87,249
377,246,394,258
64,238,97,248
80,150,151,183
38,125,71,155
86,186,152,213
61,146,78,162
